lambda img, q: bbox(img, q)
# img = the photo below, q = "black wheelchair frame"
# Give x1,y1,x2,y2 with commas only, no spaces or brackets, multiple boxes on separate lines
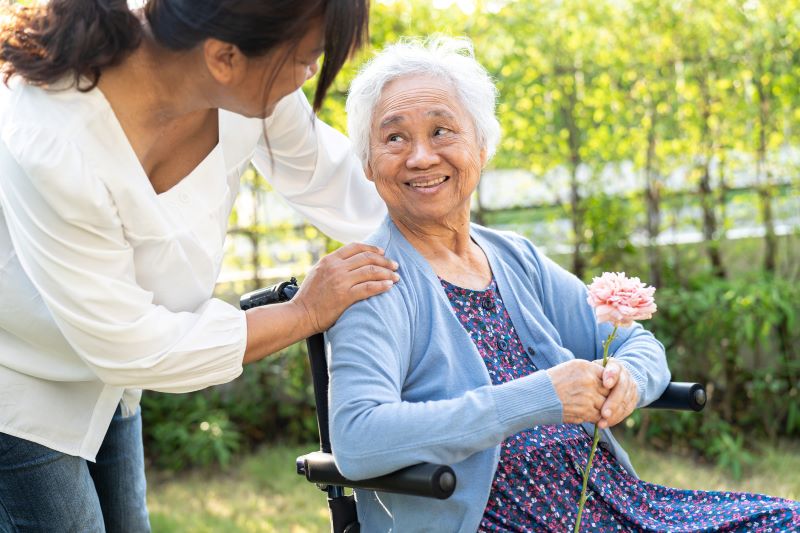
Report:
241,280,707,533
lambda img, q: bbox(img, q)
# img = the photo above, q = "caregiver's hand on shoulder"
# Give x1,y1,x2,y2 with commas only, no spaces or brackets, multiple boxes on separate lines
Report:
547,360,610,424
594,360,639,429
292,243,400,332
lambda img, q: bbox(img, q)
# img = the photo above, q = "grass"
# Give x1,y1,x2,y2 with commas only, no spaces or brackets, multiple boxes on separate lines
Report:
146,438,800,532
619,436,800,501
147,444,330,533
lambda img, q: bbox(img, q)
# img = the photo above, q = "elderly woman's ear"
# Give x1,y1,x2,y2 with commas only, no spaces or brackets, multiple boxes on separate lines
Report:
364,163,375,182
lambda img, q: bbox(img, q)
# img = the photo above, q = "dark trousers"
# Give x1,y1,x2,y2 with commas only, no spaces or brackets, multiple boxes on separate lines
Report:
0,405,150,532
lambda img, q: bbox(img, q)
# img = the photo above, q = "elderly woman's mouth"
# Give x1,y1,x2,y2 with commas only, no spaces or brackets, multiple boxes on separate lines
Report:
406,176,450,189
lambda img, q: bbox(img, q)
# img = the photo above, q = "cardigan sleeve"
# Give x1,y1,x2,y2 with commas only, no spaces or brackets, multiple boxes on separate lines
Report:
0,126,245,393
251,90,387,244
327,283,562,481
523,240,670,407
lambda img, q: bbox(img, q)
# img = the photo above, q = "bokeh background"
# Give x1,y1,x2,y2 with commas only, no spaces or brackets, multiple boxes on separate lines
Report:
121,0,798,529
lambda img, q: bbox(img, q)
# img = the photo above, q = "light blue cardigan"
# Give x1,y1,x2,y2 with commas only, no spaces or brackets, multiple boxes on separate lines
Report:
327,218,670,532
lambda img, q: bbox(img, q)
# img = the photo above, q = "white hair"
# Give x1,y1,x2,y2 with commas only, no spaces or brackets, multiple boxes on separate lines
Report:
346,36,501,165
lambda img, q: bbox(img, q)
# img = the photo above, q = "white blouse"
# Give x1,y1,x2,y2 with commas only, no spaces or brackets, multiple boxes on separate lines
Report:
0,81,386,460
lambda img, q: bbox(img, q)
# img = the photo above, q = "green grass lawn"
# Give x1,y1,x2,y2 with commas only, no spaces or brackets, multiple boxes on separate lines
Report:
147,444,330,533
147,439,800,532
620,436,800,501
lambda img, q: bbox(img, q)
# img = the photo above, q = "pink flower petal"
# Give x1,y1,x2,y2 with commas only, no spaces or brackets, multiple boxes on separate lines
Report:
586,272,657,326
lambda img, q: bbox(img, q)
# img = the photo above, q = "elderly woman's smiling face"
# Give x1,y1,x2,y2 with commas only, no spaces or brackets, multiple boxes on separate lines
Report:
366,74,487,231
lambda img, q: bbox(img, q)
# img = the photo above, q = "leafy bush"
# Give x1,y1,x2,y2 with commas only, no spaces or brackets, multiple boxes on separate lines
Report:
141,342,316,471
142,272,798,476
141,394,241,471
624,273,800,477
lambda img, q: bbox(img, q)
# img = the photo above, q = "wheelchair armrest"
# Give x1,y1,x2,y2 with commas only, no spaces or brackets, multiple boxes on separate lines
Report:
645,382,706,411
293,384,703,502
296,451,456,500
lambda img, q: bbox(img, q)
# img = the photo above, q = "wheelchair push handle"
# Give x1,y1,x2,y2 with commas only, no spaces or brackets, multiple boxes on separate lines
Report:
240,277,299,310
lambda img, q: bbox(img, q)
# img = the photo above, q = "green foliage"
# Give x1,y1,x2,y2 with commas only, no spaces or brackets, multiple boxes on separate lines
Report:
582,191,638,270
142,343,316,470
302,0,799,280
222,343,317,444
624,274,800,478
142,394,241,471
145,0,800,477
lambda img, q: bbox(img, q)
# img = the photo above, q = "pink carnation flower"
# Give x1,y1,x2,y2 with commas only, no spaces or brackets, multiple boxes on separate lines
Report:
586,272,657,327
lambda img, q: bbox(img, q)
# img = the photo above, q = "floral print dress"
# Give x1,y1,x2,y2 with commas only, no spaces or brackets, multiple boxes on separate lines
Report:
440,277,800,533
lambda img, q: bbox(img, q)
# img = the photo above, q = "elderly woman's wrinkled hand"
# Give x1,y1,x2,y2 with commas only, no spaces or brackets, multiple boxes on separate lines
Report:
594,360,639,429
547,360,610,424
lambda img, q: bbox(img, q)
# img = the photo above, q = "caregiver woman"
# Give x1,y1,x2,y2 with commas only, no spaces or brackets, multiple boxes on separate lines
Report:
0,0,397,530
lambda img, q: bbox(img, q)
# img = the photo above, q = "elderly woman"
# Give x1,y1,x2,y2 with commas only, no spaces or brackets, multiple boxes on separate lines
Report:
327,38,800,532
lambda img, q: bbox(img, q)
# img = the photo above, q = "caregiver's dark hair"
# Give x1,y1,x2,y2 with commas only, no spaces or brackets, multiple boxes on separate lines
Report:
0,0,369,110
0,0,141,91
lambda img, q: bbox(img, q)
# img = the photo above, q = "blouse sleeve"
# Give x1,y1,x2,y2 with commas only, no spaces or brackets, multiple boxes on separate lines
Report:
0,126,245,393
251,90,387,243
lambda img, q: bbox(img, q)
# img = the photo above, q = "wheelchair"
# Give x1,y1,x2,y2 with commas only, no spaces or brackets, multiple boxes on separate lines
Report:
241,279,707,533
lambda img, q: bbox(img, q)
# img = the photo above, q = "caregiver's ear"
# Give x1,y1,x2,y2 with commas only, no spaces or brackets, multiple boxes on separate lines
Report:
203,38,246,86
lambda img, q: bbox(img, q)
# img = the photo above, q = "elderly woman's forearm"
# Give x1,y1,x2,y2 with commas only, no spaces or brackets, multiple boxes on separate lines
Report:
330,371,562,480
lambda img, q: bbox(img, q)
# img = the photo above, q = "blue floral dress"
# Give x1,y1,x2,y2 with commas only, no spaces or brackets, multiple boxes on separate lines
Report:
440,277,800,532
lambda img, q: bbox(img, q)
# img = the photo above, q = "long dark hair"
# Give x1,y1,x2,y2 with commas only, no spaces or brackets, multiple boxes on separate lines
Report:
0,0,369,110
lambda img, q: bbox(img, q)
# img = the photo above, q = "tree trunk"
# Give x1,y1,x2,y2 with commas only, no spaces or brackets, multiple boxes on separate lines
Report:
643,104,662,288
249,184,262,289
698,71,725,279
717,150,729,236
569,163,585,279
669,207,684,288
754,68,777,273
563,68,585,279
699,162,725,278
759,187,777,273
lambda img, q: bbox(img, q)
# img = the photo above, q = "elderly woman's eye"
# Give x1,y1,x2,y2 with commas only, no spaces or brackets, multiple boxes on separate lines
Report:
434,127,450,136
387,134,403,142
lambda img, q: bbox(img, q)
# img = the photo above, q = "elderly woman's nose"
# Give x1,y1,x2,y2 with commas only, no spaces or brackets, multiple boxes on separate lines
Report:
406,139,440,168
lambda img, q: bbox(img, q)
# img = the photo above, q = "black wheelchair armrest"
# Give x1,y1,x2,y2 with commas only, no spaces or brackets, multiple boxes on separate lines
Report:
296,451,456,500
645,382,706,411
291,382,704,503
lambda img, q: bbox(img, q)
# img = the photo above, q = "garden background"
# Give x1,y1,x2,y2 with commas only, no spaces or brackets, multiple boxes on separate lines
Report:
140,0,800,530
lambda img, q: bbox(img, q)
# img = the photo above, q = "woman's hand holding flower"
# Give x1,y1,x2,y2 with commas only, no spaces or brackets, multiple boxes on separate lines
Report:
548,359,639,428
547,360,610,424
595,360,639,429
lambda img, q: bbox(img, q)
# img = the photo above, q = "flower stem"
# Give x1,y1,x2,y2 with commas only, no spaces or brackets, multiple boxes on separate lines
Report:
574,325,618,533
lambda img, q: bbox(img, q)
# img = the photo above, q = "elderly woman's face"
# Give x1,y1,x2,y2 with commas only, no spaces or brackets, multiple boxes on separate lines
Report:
366,74,486,228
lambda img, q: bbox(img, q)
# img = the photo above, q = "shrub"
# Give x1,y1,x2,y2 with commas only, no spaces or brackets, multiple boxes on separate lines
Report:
141,393,241,471
141,273,798,476
624,273,800,477
141,342,316,471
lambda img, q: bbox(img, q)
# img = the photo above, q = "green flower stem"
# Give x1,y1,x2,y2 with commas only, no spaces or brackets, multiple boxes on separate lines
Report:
574,325,618,533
